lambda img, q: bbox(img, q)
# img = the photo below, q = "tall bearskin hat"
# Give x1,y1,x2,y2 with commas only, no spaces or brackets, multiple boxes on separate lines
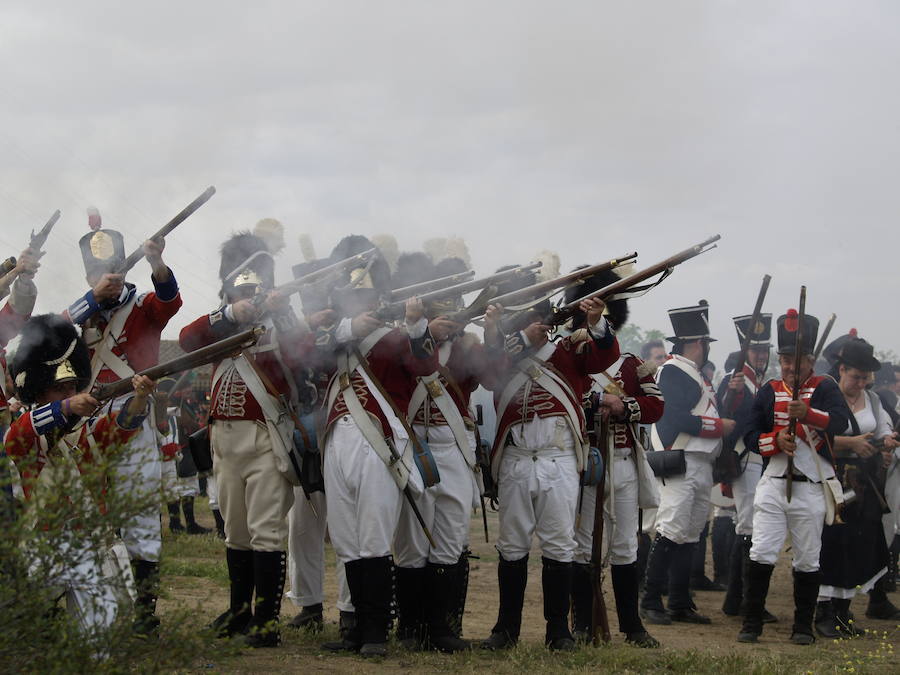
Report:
776,309,819,356
327,235,391,318
434,256,469,279
392,252,436,291
79,207,126,278
563,265,629,331
11,314,91,405
219,232,274,300
491,263,551,326
666,300,716,343
733,313,772,347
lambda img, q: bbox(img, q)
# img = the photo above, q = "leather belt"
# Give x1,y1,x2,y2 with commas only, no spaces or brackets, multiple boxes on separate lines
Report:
773,473,811,483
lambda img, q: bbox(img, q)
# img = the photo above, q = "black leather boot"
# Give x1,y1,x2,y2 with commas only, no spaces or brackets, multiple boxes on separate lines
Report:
833,597,865,637
790,570,819,645
481,553,528,650
542,557,575,651
690,522,724,591
446,551,470,638
711,515,734,588
395,565,426,650
288,603,324,631
814,600,840,639
424,562,471,653
670,543,711,623
244,550,287,648
132,559,161,637
722,535,748,616
358,556,394,658
612,562,659,647
737,560,773,642
321,560,363,652
211,548,254,637
640,534,675,625
182,497,211,535
167,502,184,533
570,562,593,641
866,576,900,620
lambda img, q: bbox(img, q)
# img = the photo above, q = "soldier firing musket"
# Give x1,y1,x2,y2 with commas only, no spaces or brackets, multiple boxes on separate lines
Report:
60,190,208,638
0,209,58,301
375,262,543,322
501,236,720,334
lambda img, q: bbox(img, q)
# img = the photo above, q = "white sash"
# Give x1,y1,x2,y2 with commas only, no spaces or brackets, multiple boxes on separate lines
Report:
651,356,721,456
495,342,588,477
407,342,476,470
323,327,419,494
87,295,138,388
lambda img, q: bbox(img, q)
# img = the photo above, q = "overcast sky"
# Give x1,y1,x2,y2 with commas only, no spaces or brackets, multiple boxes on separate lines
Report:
1,1,898,365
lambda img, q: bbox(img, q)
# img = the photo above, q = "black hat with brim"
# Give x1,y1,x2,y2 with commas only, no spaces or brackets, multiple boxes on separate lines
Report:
666,301,716,343
835,337,881,373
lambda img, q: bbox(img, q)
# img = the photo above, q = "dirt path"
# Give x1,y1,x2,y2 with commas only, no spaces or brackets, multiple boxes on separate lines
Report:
158,504,900,673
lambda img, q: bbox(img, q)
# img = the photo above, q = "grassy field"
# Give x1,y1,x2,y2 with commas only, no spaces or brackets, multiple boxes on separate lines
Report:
157,499,899,673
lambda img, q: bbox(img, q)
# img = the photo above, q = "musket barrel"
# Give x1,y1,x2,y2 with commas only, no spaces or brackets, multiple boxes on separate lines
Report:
489,252,637,308
93,325,262,401
390,269,476,302
118,186,216,275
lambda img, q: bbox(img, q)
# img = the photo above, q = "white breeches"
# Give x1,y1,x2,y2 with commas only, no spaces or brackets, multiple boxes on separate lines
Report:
287,488,353,611
324,416,404,563
161,460,199,500
34,533,132,645
212,420,294,552
110,408,162,562
654,452,714,545
496,440,579,563
731,461,762,537
394,426,476,567
574,453,640,566
749,475,826,573
207,474,219,510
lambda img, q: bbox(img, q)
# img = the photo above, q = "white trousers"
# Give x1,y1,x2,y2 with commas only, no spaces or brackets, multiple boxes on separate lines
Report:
574,453,639,566
749,475,826,572
110,405,162,562
287,488,353,611
731,461,762,537
35,534,127,647
394,426,476,567
212,420,294,551
324,415,404,563
497,444,579,563
654,452,714,545
207,474,219,510
161,460,199,500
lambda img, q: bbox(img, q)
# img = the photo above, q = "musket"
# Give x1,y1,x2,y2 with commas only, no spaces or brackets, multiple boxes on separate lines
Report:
0,210,60,299
489,252,637,312
590,410,612,645
92,326,263,401
251,248,378,310
116,186,216,275
390,269,476,302
813,313,837,363
503,236,719,333
377,264,544,324
30,209,61,253
723,274,772,414
786,286,807,503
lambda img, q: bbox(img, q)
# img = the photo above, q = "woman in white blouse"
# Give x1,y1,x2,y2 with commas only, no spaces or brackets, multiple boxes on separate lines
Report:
815,338,900,639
